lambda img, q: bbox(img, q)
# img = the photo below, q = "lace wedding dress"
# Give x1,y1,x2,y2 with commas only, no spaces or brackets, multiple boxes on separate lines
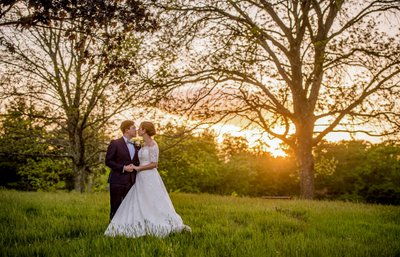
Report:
104,141,190,238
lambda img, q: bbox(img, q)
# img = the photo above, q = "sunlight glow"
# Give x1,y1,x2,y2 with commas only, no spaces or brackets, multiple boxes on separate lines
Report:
212,124,287,157
114,108,384,158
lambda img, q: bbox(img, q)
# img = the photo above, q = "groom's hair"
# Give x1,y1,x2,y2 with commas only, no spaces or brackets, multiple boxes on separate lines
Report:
140,121,156,136
120,120,135,133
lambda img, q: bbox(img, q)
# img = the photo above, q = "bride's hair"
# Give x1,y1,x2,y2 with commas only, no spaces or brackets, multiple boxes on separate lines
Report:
140,121,156,136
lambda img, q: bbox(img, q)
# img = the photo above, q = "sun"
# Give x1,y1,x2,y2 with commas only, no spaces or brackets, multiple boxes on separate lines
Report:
264,138,287,157
212,124,287,157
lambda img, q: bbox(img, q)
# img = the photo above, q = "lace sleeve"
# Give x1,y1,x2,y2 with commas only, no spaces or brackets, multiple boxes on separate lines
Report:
149,142,159,163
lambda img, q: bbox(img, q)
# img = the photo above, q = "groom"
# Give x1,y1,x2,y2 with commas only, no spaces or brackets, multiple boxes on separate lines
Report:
105,120,140,220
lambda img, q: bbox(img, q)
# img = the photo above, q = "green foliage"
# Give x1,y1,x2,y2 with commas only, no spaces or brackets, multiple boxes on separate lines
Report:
250,155,299,197
0,99,48,155
0,98,73,190
157,130,399,205
0,190,399,257
216,135,298,197
18,158,73,191
357,142,400,204
1,110,399,205
314,140,400,204
156,128,298,198
87,164,110,192
156,125,223,193
314,156,338,178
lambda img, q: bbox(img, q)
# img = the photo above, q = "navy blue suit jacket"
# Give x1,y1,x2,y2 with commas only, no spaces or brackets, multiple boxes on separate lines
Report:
105,137,139,185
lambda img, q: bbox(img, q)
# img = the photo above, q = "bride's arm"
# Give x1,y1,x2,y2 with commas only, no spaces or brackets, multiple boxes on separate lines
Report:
133,143,159,171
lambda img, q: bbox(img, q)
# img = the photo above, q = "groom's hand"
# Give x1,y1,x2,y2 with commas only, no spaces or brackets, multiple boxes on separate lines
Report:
124,164,134,172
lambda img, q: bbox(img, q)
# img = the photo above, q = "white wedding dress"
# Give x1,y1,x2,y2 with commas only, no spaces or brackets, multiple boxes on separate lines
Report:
104,141,190,238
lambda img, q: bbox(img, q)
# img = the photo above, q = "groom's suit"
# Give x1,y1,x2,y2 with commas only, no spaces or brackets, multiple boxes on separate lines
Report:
106,137,140,220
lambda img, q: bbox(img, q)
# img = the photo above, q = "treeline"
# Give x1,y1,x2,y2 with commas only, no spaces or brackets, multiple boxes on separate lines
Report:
0,105,399,205
157,127,399,205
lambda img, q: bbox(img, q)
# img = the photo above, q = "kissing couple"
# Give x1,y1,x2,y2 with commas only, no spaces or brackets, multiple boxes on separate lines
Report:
104,120,191,237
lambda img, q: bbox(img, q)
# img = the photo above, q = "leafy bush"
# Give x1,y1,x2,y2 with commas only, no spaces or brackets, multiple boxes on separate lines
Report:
18,158,73,191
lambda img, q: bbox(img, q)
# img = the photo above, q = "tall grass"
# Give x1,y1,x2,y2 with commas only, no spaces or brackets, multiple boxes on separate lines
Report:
0,190,399,257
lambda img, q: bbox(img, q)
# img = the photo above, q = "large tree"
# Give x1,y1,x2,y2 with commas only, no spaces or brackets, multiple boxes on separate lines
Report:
152,0,400,198
0,1,158,192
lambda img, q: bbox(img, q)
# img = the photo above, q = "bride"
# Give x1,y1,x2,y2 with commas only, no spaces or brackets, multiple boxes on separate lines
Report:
104,121,191,238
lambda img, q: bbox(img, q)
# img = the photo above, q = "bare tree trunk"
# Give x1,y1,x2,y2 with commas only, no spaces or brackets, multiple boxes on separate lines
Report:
87,174,93,193
73,164,86,192
295,136,315,199
69,121,87,192
293,115,316,199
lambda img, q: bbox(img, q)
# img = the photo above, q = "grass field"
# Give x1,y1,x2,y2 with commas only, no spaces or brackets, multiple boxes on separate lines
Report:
0,190,399,257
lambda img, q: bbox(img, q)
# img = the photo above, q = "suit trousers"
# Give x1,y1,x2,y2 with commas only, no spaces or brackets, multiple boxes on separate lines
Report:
109,182,133,220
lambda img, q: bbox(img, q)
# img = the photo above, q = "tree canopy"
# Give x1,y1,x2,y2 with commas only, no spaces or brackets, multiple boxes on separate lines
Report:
0,0,157,30
150,0,400,198
0,0,159,192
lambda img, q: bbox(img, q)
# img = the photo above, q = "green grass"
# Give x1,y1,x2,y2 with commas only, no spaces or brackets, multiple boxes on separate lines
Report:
0,190,399,257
